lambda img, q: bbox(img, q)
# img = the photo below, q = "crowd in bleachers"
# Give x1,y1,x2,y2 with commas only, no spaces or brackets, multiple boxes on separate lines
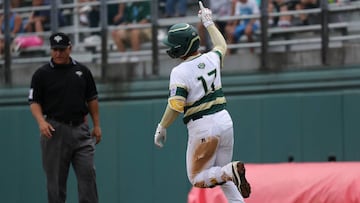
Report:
0,1,23,55
0,0,358,59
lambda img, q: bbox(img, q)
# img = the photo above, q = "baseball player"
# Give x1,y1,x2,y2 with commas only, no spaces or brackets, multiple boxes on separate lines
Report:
153,2,251,202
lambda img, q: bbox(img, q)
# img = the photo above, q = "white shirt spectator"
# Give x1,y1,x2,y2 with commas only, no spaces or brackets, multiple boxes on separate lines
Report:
234,0,260,25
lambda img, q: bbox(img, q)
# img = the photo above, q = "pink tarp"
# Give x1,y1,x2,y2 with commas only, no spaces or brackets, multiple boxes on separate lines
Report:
188,162,360,203
188,187,228,203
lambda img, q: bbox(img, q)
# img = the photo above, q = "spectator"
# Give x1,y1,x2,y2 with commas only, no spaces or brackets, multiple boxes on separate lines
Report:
111,1,151,63
81,1,125,28
225,0,260,53
197,0,232,52
165,0,187,17
271,0,319,27
158,0,167,17
266,0,277,27
78,0,91,26
294,0,319,25
23,0,65,35
81,1,125,44
11,0,23,8
0,2,24,56
109,2,125,26
24,0,51,33
271,0,294,27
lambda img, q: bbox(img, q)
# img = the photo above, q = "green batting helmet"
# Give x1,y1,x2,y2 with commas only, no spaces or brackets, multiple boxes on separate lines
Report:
163,23,200,58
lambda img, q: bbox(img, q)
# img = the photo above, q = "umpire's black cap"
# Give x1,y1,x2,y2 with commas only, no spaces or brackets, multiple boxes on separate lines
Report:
49,32,71,49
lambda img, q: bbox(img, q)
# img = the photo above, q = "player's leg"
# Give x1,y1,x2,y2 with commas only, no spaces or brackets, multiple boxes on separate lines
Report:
215,126,244,202
231,161,251,198
186,111,248,202
185,111,237,187
213,109,234,168
221,182,245,203
186,117,231,188
213,110,246,202
186,134,227,187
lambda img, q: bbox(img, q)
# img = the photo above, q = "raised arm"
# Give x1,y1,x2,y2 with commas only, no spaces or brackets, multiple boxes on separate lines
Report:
198,2,227,61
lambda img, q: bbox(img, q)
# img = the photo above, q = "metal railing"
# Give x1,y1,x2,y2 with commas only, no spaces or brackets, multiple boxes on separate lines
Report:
1,0,360,85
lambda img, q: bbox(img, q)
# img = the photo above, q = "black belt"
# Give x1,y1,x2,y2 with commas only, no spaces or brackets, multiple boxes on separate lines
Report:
184,114,203,124
46,116,84,126
191,115,203,121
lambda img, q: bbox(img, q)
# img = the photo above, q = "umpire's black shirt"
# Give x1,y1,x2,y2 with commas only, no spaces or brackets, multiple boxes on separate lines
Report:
28,58,98,122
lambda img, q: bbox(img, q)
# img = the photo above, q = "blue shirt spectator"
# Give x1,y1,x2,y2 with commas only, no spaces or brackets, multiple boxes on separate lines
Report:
0,2,24,55
225,0,260,53
165,0,187,17
24,0,65,33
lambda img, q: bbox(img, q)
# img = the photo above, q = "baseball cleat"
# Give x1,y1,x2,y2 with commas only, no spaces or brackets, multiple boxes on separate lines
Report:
232,161,251,198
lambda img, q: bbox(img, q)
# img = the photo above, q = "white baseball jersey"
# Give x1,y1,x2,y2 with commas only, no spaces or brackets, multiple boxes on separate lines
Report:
168,50,227,124
169,51,245,202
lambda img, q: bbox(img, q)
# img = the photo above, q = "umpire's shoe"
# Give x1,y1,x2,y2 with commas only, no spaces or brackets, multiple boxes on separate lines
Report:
232,161,251,198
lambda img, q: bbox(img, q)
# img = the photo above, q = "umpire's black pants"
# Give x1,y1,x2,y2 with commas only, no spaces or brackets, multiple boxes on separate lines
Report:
41,119,98,203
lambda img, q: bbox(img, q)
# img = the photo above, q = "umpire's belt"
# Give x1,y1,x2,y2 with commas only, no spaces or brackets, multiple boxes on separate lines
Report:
46,116,84,126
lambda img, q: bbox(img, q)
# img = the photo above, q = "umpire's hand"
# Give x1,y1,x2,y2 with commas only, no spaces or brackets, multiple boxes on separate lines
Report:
39,120,55,138
92,126,102,144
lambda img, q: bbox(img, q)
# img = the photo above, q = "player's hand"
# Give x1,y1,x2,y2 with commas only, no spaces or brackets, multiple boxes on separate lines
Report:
198,1,214,28
154,123,167,148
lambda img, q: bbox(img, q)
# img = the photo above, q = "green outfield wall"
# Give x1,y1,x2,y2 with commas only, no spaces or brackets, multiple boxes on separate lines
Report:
1,67,360,203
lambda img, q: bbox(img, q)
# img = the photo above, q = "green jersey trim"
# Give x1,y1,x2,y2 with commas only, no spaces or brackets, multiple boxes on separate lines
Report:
183,103,226,124
183,88,226,124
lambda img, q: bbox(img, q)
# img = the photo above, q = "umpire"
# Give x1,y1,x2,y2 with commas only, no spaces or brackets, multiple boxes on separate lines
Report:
28,32,101,203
